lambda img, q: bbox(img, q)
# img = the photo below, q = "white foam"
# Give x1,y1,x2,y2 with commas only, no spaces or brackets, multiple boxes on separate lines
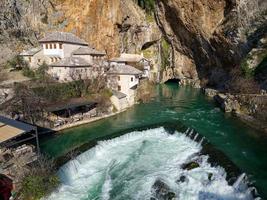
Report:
44,127,253,200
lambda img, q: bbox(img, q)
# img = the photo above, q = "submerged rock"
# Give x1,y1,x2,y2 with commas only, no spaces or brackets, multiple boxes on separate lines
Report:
151,179,176,200
182,161,200,170
176,175,189,183
208,173,213,181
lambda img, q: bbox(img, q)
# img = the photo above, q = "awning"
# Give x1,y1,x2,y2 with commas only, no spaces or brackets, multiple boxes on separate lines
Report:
46,99,97,112
0,116,36,144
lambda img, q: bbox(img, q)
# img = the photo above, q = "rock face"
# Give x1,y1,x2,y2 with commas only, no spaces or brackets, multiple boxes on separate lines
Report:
204,88,218,98
214,93,241,113
154,0,267,86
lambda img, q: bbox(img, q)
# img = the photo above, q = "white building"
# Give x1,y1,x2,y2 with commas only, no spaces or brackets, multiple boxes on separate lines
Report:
48,57,94,82
107,65,142,110
110,53,151,78
20,32,106,81
20,47,44,70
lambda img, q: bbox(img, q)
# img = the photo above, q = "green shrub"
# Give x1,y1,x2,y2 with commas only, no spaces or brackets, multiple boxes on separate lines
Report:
33,82,81,101
6,55,28,70
22,66,35,78
241,60,255,78
20,156,60,200
35,62,49,80
161,38,171,69
21,175,59,200
137,0,155,14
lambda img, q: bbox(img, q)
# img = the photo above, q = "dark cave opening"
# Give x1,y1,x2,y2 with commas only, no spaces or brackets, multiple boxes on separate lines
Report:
164,79,180,84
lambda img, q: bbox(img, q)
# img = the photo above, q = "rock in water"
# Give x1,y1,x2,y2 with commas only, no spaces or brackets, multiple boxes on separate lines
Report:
181,161,200,170
176,175,188,183
151,179,176,200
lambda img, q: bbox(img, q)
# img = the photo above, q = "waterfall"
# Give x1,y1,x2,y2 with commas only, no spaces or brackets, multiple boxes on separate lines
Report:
193,132,199,141
233,173,247,189
45,127,255,200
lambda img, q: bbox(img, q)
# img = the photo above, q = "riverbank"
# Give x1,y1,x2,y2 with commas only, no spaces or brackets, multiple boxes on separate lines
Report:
203,88,267,134
51,109,128,133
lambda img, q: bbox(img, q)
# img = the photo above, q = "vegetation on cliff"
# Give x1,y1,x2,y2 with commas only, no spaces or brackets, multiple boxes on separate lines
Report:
136,0,155,13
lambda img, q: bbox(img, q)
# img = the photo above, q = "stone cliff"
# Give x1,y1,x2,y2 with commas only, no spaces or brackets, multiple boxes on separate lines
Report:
0,0,161,73
155,0,267,87
0,0,266,85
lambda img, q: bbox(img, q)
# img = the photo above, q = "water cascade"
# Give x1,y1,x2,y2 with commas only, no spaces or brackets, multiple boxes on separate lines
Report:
45,127,255,200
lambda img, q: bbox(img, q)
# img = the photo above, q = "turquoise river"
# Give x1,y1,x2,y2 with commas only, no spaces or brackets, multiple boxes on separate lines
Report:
40,83,267,199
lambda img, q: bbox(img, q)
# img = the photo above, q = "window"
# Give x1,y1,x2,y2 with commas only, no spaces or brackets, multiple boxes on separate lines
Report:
59,44,63,49
29,57,32,62
38,59,41,63
55,58,57,62
50,44,53,49
45,44,48,49
54,43,57,49
51,58,54,62
118,76,120,81
131,77,134,82
118,85,121,91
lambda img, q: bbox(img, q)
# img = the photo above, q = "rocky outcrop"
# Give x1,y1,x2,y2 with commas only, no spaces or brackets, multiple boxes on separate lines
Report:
0,0,55,64
213,92,267,132
154,0,267,87
203,88,218,98
214,93,241,113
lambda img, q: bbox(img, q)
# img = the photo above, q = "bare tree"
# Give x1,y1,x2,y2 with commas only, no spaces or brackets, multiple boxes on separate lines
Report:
5,83,45,125
69,66,107,96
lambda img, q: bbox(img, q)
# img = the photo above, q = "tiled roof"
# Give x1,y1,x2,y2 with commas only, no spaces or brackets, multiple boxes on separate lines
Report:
20,47,42,56
72,47,106,56
110,53,145,63
51,57,91,67
107,65,142,75
39,32,88,45
112,90,127,99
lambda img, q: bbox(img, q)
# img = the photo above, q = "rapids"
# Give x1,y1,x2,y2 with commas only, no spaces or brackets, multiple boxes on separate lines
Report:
45,128,253,200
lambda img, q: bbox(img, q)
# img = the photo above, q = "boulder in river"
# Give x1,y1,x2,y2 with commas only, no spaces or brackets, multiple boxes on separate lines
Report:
203,88,218,98
182,161,200,170
151,179,176,200
176,175,189,183
214,94,241,113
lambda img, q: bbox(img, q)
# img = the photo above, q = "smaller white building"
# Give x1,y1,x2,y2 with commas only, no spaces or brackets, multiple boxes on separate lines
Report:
107,65,142,110
20,47,44,70
48,57,95,82
72,46,106,64
110,53,151,78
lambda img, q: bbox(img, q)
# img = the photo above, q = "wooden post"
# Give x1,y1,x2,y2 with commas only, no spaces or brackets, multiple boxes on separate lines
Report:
35,128,40,156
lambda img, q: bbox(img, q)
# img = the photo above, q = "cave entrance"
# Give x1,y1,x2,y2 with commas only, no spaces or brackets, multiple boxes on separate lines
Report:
164,79,180,84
